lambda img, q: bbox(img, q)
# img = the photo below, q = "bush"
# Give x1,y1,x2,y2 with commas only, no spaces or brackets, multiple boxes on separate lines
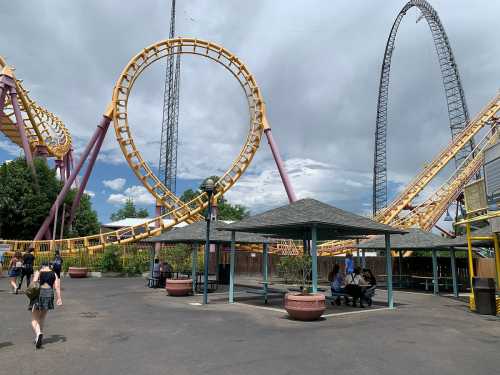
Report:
100,245,122,272
277,255,312,289
164,244,192,273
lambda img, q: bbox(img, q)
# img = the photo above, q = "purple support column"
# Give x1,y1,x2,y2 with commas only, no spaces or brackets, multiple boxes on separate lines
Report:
263,127,297,203
0,83,7,114
68,117,111,224
65,152,71,181
34,115,111,241
10,89,35,170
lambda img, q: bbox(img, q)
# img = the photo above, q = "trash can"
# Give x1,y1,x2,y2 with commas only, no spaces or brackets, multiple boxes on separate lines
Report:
472,277,496,316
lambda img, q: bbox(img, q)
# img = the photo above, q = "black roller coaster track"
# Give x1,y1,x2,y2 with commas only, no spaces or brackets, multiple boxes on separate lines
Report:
373,0,473,216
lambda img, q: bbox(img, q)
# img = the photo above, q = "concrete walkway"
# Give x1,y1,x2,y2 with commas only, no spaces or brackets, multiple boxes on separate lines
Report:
1,278,499,375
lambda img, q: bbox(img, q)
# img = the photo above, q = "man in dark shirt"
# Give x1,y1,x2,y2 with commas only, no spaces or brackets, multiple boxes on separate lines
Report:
18,248,35,290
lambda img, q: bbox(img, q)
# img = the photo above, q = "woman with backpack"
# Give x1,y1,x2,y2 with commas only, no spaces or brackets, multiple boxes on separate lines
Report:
30,260,63,348
18,248,35,291
8,251,22,294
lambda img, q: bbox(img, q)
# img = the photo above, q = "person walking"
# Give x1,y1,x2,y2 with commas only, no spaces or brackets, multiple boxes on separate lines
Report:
51,250,63,278
18,249,35,291
8,251,22,294
30,261,63,348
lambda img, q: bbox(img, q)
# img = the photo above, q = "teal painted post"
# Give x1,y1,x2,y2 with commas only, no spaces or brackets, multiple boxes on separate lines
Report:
398,250,403,288
432,249,439,295
450,248,458,297
361,249,366,269
229,231,236,303
385,233,394,308
192,243,197,294
311,225,318,293
263,243,269,304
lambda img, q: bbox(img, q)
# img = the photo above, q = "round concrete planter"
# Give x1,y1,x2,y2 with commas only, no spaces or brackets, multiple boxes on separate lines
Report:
166,278,193,296
68,267,89,278
284,292,326,321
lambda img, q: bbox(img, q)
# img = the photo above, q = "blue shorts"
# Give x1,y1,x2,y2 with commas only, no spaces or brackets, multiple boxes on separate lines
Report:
8,268,20,277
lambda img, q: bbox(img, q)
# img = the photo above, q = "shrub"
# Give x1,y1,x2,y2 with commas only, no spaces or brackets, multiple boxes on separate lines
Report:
100,245,122,272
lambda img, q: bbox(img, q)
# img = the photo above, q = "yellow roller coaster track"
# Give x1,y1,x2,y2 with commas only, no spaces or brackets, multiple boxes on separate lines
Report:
1,38,266,253
316,91,500,254
0,56,72,159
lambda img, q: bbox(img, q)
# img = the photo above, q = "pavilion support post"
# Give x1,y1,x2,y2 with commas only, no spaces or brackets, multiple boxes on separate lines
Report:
203,204,213,305
385,233,394,309
450,248,459,298
229,231,236,304
192,243,198,294
311,225,318,293
398,250,403,288
432,249,439,295
361,249,366,269
263,242,269,304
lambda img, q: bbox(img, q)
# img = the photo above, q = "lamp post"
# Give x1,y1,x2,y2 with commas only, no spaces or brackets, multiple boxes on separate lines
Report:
202,178,215,304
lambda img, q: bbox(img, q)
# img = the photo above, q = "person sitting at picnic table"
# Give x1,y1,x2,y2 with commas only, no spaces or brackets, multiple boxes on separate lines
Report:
344,267,368,308
329,264,347,306
152,258,161,276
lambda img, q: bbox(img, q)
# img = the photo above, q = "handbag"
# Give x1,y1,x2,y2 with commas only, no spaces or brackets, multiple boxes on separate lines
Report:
25,282,40,303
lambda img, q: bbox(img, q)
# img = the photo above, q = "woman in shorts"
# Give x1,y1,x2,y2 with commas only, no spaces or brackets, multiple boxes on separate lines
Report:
8,251,22,293
30,261,63,348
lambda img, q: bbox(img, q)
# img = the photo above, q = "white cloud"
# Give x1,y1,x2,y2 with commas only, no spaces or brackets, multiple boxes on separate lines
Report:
107,185,155,205
0,140,21,157
103,178,126,191
84,190,95,198
225,157,372,214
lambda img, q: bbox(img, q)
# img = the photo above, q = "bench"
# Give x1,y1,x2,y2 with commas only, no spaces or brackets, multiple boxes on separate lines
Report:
245,287,286,304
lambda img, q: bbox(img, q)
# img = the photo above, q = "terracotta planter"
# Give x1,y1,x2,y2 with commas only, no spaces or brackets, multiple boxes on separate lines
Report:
284,292,326,321
166,278,193,296
68,267,88,278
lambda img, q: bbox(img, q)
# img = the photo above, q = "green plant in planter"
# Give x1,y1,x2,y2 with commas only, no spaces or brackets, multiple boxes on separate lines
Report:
164,244,191,275
278,255,312,293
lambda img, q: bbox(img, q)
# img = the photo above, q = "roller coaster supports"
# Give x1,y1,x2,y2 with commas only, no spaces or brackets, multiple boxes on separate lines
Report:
68,115,111,225
263,118,297,203
34,112,112,241
0,74,35,174
0,84,6,114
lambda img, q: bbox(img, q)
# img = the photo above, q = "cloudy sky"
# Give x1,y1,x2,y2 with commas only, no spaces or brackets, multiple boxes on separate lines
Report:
0,0,498,224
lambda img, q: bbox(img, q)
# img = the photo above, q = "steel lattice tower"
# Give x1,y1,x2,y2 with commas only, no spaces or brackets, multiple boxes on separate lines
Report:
373,0,473,216
158,0,181,198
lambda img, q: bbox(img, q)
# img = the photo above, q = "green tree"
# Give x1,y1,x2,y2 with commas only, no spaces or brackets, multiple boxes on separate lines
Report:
110,197,149,221
0,157,100,239
179,176,250,221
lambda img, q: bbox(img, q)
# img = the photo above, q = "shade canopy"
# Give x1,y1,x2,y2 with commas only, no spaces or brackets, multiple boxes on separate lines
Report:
220,198,406,240
145,220,272,244
356,228,453,250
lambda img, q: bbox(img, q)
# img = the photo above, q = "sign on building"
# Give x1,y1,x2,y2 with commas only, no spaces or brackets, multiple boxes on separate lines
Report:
464,179,487,214
484,141,500,211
